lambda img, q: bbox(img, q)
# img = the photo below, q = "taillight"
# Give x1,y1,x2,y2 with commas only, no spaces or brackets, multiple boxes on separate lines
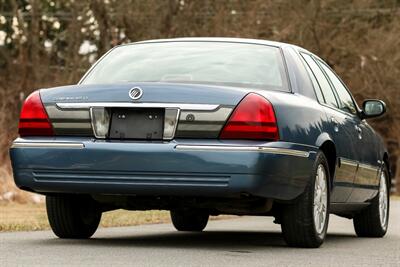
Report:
219,93,279,140
18,91,54,136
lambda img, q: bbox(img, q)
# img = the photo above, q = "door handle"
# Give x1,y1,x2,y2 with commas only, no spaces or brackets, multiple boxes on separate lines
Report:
355,125,362,139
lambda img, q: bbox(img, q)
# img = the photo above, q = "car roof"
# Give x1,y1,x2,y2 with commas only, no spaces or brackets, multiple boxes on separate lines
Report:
119,37,318,60
123,37,308,51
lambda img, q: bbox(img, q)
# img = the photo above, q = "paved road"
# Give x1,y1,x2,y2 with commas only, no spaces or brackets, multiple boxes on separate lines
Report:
1,201,399,266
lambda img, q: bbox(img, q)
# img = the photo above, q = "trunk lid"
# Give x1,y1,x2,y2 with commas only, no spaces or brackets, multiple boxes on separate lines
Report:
40,82,249,105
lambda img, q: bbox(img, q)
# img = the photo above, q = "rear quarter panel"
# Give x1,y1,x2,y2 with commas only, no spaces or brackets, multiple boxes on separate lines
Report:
257,90,329,148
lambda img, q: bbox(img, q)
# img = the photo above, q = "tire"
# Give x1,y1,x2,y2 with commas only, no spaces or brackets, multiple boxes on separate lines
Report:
170,209,209,231
281,151,330,248
353,164,389,237
46,194,102,239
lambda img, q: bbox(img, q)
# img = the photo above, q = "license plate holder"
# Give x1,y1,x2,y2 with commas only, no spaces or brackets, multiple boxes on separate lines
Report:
109,108,164,140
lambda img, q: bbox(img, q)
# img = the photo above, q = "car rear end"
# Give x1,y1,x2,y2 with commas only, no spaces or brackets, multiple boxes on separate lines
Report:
10,40,316,208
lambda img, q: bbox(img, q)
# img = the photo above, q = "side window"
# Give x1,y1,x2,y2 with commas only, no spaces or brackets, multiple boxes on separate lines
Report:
301,54,338,108
299,53,325,103
317,60,357,115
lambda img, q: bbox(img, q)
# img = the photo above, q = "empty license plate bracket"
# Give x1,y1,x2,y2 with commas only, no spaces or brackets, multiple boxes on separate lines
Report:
109,108,164,140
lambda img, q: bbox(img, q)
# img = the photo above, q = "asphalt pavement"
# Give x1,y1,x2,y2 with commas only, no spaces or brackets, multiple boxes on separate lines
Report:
1,200,399,266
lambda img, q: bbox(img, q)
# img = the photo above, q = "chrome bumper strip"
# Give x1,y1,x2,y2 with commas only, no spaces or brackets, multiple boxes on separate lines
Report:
11,142,310,158
175,145,310,158
11,142,85,149
56,102,220,111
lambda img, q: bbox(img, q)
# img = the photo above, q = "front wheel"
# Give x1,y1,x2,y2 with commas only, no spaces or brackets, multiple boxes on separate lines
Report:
46,194,102,239
281,151,330,248
353,164,389,237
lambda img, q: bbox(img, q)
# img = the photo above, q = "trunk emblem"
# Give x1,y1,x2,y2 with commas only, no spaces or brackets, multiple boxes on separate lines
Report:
129,87,143,100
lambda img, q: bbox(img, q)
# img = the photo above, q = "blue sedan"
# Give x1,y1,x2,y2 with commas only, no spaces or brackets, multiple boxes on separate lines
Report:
10,38,390,247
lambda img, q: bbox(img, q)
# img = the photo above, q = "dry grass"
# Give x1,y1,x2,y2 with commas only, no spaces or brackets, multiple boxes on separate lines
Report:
0,202,233,232
0,203,171,232
0,166,47,204
0,203,49,232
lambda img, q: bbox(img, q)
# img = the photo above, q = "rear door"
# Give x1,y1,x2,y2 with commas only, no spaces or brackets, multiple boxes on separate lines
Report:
316,59,380,202
300,53,359,202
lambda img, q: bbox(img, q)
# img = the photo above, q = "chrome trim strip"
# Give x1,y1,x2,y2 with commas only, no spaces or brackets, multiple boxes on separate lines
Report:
57,102,220,111
11,142,85,149
90,107,99,138
90,107,111,139
340,158,358,168
340,158,380,172
45,105,91,119
175,145,310,158
358,163,379,172
288,142,318,149
176,107,233,138
179,107,233,122
163,108,180,140
172,108,181,139
52,122,92,129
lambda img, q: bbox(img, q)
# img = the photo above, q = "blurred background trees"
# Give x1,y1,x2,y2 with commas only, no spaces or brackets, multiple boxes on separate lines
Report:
0,0,399,198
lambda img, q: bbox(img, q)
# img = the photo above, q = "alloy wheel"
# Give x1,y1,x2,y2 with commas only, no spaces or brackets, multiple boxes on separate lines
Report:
378,171,388,230
313,164,328,235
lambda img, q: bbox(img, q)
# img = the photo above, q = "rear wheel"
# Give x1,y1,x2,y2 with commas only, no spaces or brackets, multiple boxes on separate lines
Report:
281,151,330,248
170,209,209,231
353,164,389,237
46,194,102,239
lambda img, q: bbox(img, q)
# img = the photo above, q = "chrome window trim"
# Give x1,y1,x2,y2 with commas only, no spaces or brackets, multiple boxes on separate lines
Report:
298,51,326,104
79,41,290,92
175,145,310,158
56,102,220,111
11,142,85,149
320,102,361,119
314,57,360,116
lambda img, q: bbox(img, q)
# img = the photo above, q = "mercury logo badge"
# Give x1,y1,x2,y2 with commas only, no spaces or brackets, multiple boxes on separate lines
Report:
129,87,143,100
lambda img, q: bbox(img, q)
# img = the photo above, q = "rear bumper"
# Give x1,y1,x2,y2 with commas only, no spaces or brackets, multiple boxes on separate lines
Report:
10,137,317,201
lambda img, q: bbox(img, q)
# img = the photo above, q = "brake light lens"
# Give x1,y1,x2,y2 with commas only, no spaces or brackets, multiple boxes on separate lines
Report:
219,93,279,140
18,91,54,136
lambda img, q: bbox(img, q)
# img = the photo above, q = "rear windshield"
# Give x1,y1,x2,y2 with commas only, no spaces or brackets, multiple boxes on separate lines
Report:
81,41,289,91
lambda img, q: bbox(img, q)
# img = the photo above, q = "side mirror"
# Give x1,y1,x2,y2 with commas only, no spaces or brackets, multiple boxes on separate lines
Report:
361,99,386,119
